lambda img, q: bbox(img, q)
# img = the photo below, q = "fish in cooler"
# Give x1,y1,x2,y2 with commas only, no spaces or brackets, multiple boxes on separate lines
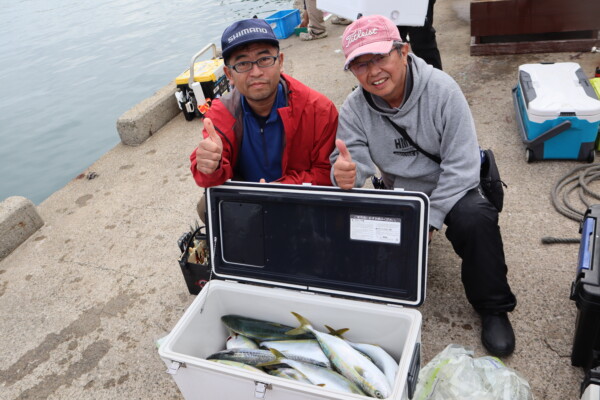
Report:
287,312,392,399
207,348,330,369
213,312,400,399
208,359,266,374
221,314,313,341
267,367,313,384
226,332,258,349
326,326,398,387
259,339,331,368
260,349,366,395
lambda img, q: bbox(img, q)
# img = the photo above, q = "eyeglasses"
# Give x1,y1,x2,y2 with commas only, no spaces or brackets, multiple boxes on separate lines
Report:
228,55,279,73
348,49,399,75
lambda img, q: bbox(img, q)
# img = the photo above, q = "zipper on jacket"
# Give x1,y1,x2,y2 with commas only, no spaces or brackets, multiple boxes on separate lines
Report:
260,127,269,167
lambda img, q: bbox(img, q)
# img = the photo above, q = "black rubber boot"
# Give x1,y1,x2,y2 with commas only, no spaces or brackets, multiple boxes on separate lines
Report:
481,312,515,357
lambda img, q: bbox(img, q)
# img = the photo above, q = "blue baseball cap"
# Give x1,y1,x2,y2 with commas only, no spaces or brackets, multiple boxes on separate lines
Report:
221,18,279,63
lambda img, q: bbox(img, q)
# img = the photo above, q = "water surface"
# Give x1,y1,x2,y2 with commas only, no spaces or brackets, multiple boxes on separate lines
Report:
0,0,292,203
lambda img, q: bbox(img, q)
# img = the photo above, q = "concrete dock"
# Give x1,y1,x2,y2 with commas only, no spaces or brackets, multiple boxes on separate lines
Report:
2,0,600,398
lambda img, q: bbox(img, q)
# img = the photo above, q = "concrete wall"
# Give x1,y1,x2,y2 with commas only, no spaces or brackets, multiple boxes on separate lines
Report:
116,82,181,146
0,196,44,260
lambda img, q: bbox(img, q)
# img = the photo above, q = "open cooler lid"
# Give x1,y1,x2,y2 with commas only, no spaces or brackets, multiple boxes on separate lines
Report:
205,182,429,307
518,62,600,122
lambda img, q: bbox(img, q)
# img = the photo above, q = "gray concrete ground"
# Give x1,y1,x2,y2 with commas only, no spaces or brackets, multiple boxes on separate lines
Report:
2,0,600,399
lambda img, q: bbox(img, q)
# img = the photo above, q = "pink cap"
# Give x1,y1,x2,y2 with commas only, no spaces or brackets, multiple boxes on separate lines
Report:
342,15,401,69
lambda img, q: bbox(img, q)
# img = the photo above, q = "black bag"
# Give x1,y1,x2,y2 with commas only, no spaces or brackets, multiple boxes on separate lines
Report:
479,149,506,213
382,117,506,212
177,225,211,295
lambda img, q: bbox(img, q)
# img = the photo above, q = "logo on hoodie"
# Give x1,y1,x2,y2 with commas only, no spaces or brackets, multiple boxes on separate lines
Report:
393,137,417,157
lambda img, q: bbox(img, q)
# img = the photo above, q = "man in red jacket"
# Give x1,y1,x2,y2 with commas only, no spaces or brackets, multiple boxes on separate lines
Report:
190,18,338,219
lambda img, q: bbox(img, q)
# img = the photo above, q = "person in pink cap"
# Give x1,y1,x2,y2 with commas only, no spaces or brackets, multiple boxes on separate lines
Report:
330,15,517,357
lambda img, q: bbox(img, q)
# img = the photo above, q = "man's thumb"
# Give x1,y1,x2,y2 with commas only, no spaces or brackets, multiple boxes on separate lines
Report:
204,118,222,145
336,139,352,162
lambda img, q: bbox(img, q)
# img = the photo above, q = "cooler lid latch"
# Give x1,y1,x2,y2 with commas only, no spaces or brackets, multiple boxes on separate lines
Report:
166,361,185,375
254,381,271,398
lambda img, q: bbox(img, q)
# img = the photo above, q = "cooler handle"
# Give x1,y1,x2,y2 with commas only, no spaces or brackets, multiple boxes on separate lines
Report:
407,342,421,399
188,43,218,87
577,217,595,273
576,68,599,100
525,120,572,147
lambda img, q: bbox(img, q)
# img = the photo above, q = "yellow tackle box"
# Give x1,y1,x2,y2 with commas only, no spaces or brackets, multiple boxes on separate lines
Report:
175,44,230,121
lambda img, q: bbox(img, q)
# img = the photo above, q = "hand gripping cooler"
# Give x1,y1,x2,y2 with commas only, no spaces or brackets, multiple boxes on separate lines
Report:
512,62,600,163
159,182,429,400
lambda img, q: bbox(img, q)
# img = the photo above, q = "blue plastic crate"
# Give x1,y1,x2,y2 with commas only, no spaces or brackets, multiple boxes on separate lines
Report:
266,9,301,39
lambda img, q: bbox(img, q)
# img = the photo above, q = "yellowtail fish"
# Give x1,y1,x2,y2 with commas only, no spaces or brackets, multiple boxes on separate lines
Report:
222,314,313,341
259,339,331,369
267,367,313,384
326,325,398,388
260,349,365,395
226,332,258,349
287,312,392,399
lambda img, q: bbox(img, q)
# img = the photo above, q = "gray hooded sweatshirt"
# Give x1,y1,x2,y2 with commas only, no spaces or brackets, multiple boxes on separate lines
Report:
330,54,481,229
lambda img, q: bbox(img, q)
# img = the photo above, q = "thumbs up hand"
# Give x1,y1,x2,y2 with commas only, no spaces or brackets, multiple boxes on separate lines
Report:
333,139,356,190
196,118,223,174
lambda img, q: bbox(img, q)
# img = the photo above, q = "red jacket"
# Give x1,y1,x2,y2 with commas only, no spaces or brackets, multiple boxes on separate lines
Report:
190,74,338,187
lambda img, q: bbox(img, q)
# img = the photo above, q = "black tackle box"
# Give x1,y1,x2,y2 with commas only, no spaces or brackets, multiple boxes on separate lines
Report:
571,204,600,370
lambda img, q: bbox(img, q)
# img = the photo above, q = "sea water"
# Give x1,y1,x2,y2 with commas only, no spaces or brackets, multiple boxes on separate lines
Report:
0,0,292,204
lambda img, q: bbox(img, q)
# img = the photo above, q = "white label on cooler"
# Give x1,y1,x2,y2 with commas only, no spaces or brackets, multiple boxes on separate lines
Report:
350,214,401,244
191,82,206,105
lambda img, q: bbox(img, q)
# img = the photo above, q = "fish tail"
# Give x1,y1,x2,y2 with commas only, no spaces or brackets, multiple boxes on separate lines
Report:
286,312,311,336
256,348,286,368
324,325,349,338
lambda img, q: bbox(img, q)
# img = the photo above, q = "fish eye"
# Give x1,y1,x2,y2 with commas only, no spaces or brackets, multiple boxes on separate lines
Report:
375,391,383,399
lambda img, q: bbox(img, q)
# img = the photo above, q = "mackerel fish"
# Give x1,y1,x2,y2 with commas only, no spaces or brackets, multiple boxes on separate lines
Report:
207,348,329,368
208,359,266,374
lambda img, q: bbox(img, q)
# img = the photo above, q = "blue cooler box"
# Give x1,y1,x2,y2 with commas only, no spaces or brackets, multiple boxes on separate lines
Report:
512,62,600,163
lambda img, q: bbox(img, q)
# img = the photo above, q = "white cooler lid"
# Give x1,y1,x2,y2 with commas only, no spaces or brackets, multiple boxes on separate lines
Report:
317,0,428,26
518,62,600,122
205,182,429,307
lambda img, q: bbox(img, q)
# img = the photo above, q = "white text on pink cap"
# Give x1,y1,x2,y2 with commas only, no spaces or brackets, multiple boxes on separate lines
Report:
344,28,379,48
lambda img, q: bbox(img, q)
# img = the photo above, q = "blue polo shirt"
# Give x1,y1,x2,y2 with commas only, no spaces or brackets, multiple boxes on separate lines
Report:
238,83,286,182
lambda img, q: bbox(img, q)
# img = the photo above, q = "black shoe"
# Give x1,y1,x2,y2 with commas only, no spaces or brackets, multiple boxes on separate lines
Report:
481,312,515,357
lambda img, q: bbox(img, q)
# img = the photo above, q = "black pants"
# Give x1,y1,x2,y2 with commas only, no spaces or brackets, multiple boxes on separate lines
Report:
444,187,516,314
397,0,443,70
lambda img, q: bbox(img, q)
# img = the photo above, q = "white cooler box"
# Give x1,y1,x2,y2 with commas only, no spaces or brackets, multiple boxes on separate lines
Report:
159,182,430,400
317,0,427,26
